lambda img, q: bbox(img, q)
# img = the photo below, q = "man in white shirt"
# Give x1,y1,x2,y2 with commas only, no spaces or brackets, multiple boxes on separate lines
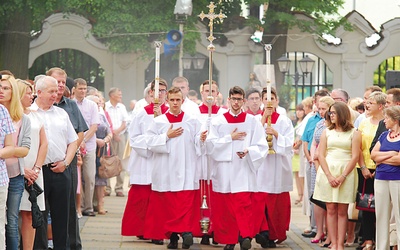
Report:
31,75,78,249
105,88,129,197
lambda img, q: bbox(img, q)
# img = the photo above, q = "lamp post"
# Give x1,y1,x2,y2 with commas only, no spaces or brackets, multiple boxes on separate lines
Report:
174,0,192,76
277,54,315,83
277,54,315,107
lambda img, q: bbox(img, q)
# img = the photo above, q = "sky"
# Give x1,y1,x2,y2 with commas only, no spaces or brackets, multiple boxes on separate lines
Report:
338,0,400,30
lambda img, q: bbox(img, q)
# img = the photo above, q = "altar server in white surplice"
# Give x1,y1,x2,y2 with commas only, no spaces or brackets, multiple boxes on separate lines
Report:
143,87,202,250
253,87,294,248
121,79,169,240
193,80,227,244
205,86,268,250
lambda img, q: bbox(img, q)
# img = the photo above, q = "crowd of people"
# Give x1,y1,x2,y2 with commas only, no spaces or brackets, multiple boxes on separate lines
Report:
1,66,400,250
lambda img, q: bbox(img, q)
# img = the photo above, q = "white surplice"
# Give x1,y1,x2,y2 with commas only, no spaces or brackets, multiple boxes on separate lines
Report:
256,112,294,193
127,103,168,185
206,111,268,193
146,112,202,192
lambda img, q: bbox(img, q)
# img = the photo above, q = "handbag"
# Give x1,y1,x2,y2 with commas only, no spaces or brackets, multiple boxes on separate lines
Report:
348,202,362,221
356,179,375,212
98,143,123,179
24,179,44,228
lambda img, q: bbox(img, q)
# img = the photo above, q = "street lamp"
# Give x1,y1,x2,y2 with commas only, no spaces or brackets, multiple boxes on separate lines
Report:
174,0,193,76
182,53,207,70
277,54,315,83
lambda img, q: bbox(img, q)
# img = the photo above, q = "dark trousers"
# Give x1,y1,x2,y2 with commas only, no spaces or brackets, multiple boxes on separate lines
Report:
357,168,376,241
33,166,72,250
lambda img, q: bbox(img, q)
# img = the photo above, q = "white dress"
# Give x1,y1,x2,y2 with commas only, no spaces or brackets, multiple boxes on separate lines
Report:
19,111,45,211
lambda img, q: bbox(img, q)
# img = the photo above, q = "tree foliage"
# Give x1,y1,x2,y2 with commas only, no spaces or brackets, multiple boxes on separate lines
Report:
0,0,348,78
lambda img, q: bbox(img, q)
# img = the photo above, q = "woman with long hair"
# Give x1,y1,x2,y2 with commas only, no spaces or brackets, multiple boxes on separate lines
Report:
0,73,16,249
0,74,31,249
17,79,48,250
292,104,306,205
313,102,361,250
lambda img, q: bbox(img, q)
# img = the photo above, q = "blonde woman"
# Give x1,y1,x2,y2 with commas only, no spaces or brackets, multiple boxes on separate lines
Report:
0,74,31,249
0,73,16,250
17,79,48,250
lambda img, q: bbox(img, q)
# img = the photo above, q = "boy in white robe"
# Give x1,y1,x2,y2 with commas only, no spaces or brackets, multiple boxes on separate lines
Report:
205,86,268,250
143,87,202,250
121,79,168,243
253,87,294,248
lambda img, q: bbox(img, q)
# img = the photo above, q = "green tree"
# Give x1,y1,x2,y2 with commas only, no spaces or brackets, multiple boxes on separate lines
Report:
1,0,347,81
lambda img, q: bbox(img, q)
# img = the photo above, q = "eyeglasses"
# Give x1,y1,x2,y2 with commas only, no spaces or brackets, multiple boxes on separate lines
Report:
248,97,260,101
230,97,244,102
0,85,12,91
159,89,167,93
328,111,337,116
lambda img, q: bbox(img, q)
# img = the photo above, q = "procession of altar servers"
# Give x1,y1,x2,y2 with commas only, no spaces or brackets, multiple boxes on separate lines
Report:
121,81,293,249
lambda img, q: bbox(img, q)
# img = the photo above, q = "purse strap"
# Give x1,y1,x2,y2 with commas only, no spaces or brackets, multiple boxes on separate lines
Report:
362,179,367,195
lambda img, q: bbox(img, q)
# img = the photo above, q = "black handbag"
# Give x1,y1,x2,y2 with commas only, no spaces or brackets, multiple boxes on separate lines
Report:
356,179,375,212
24,179,44,228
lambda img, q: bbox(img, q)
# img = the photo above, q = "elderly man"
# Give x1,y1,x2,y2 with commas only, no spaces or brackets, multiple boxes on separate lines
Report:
31,75,78,249
105,88,129,197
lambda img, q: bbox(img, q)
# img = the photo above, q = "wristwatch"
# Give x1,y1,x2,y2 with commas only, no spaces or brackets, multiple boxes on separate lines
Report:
63,160,69,169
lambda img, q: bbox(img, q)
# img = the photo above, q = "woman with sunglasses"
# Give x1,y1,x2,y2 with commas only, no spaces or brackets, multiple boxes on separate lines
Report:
313,102,361,250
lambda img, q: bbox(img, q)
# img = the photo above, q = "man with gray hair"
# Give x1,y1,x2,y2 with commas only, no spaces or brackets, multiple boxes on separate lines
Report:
31,75,78,249
330,88,360,123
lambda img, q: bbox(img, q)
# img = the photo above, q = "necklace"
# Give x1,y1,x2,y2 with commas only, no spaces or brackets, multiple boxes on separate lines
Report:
389,131,400,139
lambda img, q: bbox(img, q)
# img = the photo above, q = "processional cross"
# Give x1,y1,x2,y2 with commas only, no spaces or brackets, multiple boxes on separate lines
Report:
198,2,226,50
197,1,226,234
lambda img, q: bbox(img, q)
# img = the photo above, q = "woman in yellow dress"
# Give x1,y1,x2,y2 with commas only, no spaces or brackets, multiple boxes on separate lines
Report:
313,102,361,250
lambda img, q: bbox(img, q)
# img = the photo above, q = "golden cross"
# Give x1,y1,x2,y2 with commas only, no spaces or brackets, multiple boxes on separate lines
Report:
198,2,226,46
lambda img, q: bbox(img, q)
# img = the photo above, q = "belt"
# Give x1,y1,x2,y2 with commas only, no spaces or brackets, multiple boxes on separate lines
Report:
43,163,55,168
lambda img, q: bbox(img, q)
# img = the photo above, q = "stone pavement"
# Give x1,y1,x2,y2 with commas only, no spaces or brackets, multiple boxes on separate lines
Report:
78,175,358,250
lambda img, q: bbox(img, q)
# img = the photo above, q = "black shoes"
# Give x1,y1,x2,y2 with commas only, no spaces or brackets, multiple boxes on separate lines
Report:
255,231,269,248
151,239,163,245
167,233,179,249
181,232,193,249
240,237,252,250
224,244,235,250
302,231,317,238
82,210,96,217
200,235,210,245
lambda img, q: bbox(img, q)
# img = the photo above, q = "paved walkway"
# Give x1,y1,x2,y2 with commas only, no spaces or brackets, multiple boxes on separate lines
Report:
78,175,358,250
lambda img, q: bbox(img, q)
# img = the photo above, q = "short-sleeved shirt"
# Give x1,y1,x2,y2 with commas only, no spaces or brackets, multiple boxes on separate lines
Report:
375,131,400,180
105,101,128,135
54,96,88,134
301,112,322,151
31,102,78,164
74,98,100,152
0,105,16,186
